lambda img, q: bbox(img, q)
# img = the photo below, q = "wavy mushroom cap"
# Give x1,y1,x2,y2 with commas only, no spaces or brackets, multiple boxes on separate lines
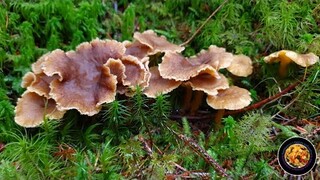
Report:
206,86,252,110
185,73,229,96
121,55,149,87
105,58,126,85
133,30,185,55
189,45,233,70
264,50,319,67
123,40,151,60
22,72,58,98
41,40,121,116
31,53,50,74
143,67,181,98
159,52,220,81
15,91,65,127
227,54,253,77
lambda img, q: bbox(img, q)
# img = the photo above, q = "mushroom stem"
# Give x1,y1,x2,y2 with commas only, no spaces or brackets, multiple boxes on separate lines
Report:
181,85,193,114
214,109,225,130
190,91,204,115
278,51,292,78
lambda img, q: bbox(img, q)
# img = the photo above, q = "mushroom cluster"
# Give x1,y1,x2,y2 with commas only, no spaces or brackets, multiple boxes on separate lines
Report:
15,30,254,127
147,46,253,115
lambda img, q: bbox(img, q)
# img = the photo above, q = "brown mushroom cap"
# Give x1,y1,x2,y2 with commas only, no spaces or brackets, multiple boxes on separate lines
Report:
186,73,229,96
159,52,220,81
264,50,319,67
15,91,65,127
143,67,181,98
227,54,253,77
123,40,151,60
121,55,149,87
189,45,233,70
284,51,319,67
105,58,126,85
32,53,50,74
133,30,185,55
206,86,252,110
21,72,58,98
42,40,120,116
90,39,126,62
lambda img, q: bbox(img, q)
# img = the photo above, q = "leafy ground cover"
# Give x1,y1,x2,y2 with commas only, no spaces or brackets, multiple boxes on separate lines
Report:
0,0,320,179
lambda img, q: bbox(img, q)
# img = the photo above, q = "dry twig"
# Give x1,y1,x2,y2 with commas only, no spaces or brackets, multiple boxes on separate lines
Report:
225,81,300,116
180,0,228,46
177,134,230,178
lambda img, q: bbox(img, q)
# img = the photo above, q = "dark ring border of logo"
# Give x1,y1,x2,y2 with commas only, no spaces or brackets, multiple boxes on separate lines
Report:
277,137,317,176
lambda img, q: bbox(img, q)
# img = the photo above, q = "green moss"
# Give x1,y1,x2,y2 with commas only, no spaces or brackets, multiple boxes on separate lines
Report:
1,0,319,178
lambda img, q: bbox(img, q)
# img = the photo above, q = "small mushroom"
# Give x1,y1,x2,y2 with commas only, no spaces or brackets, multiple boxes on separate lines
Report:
158,46,233,114
207,86,252,128
227,54,253,77
264,50,319,77
184,73,229,115
15,91,65,127
143,67,181,98
206,86,252,110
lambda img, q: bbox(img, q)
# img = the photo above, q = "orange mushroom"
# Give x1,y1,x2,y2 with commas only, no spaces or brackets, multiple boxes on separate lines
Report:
264,50,319,77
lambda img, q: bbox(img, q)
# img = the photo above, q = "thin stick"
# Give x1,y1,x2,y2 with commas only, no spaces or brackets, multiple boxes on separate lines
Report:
180,0,229,47
177,134,230,178
225,81,300,116
138,135,188,172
